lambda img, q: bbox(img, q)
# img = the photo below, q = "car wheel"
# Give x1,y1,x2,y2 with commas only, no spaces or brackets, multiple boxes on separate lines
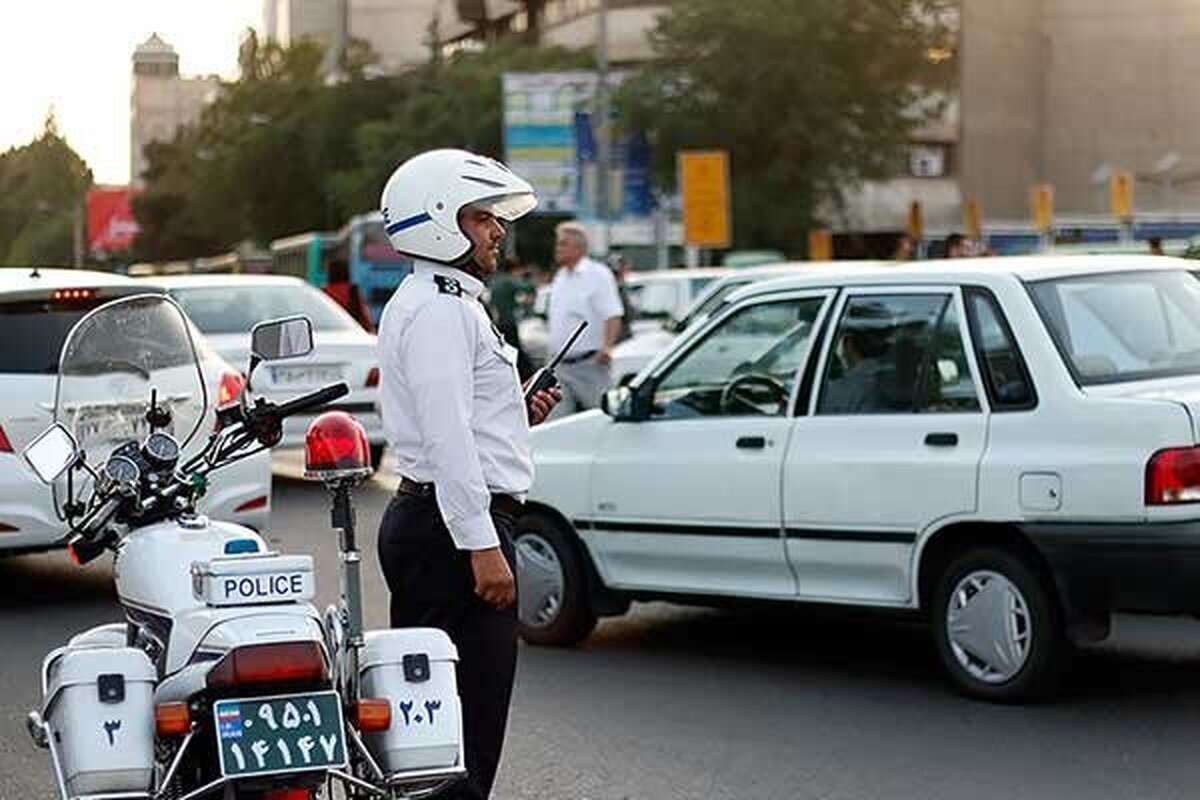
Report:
932,546,1068,702
369,443,385,473
514,513,597,646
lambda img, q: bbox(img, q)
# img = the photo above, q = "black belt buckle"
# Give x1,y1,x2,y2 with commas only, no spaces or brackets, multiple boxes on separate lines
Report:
398,478,435,499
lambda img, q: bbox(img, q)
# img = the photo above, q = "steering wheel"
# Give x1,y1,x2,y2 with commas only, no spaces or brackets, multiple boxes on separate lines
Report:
719,373,789,415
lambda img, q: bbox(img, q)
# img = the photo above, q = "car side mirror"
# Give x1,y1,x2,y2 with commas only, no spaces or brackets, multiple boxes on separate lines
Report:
602,384,652,422
22,424,79,484
252,316,314,362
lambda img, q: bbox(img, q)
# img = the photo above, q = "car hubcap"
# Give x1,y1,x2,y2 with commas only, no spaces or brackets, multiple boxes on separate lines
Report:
945,570,1032,684
516,533,564,628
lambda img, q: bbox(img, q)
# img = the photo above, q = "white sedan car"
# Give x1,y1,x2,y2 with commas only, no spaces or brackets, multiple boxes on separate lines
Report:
0,269,271,550
149,275,387,468
518,255,1200,701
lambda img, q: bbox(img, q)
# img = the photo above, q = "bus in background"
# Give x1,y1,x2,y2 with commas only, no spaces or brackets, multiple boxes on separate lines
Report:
340,211,413,322
269,230,341,285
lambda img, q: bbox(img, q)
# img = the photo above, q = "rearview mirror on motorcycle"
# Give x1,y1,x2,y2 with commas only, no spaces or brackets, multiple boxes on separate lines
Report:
22,423,79,484
251,316,313,363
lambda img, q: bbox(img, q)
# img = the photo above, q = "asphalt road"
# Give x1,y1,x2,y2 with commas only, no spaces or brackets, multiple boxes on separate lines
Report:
3,454,1200,799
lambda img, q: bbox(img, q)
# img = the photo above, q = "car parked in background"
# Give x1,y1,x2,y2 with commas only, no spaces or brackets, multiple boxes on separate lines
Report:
515,255,1200,702
0,268,271,551
148,274,387,468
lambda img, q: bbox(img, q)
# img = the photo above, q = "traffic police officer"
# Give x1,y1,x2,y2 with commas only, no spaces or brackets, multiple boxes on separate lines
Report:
375,149,559,800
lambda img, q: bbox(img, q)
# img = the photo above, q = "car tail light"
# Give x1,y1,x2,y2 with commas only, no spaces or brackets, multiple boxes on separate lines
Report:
0,425,12,453
304,411,372,481
1146,447,1200,504
206,642,327,689
365,366,380,388
234,495,269,513
263,790,312,800
217,372,246,407
155,702,191,736
353,699,391,732
52,288,96,303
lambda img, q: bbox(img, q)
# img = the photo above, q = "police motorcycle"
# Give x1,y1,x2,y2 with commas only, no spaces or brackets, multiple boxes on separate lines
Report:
21,294,465,800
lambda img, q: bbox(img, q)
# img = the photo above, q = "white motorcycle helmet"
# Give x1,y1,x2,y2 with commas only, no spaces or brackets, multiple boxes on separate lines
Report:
380,148,537,264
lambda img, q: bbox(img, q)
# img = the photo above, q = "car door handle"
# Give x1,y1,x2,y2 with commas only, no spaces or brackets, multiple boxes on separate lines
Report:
925,432,958,447
736,436,767,450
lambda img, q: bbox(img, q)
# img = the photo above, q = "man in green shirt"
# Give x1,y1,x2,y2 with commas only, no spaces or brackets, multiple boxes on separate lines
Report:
487,257,534,379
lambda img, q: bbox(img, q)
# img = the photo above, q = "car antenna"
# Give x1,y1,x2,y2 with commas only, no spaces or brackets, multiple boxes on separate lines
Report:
29,267,40,278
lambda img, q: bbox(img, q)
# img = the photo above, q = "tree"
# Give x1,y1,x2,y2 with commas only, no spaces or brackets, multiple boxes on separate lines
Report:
618,0,956,254
0,112,92,265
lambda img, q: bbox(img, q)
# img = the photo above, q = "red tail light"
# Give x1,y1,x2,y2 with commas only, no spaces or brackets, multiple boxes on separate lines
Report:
234,495,269,513
1146,447,1200,504
217,372,246,407
52,288,96,303
365,366,380,388
0,425,11,453
206,642,327,688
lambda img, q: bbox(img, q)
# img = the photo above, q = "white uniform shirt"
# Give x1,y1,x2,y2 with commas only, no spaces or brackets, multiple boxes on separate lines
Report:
377,261,533,551
548,257,625,358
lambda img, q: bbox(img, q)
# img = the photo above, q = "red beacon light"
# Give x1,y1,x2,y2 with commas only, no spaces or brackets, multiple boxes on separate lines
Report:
304,411,373,483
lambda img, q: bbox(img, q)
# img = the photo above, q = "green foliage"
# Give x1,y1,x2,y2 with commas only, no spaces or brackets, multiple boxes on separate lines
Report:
618,0,956,255
0,113,92,266
135,35,589,261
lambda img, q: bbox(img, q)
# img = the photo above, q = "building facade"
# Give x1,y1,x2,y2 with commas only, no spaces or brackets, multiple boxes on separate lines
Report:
261,0,442,73
130,34,219,186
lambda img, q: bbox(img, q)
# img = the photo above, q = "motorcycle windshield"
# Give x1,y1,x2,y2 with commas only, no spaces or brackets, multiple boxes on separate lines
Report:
53,295,211,481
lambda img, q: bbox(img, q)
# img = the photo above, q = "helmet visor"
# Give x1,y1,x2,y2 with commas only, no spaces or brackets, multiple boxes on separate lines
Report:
471,192,537,222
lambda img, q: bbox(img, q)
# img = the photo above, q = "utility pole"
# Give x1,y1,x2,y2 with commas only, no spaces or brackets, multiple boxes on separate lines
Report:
595,0,611,256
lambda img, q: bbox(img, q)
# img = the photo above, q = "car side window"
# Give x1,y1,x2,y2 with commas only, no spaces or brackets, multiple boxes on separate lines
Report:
966,290,1036,410
652,297,827,418
817,293,980,415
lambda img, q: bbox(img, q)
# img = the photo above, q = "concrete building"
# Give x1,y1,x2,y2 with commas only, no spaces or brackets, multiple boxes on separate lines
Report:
261,0,441,72
961,0,1200,223
130,34,219,185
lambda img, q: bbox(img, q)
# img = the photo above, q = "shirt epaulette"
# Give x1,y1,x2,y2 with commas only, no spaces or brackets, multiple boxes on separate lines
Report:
433,274,464,297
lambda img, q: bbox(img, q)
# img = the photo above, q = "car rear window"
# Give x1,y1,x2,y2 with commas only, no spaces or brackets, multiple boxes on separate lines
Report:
168,284,357,335
0,299,110,374
1028,269,1200,385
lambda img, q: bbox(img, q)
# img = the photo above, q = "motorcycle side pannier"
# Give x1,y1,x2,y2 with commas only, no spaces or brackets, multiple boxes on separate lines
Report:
359,628,462,775
42,645,156,798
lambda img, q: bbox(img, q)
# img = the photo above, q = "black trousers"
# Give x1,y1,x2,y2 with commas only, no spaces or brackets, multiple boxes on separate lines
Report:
376,493,518,800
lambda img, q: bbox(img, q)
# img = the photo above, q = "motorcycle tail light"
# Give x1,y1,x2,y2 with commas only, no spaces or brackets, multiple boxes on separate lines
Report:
206,642,327,689
155,702,191,736
1147,447,1200,504
353,699,391,732
304,411,372,482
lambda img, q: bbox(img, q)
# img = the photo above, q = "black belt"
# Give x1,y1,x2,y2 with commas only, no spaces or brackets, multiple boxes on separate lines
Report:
560,349,597,365
397,477,524,519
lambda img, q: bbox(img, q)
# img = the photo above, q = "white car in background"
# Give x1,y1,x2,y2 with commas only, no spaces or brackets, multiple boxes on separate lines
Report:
611,262,892,385
520,267,729,367
0,269,271,551
517,255,1200,701
149,275,387,468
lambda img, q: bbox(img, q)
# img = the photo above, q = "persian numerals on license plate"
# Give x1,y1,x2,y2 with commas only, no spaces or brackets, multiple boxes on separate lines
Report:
215,691,346,778
269,365,343,387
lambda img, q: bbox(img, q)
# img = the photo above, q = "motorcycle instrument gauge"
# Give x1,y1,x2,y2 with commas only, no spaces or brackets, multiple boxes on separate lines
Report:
104,455,141,485
142,431,180,466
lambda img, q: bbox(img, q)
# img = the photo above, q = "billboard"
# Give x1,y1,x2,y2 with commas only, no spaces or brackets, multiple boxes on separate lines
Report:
502,70,651,218
87,186,140,256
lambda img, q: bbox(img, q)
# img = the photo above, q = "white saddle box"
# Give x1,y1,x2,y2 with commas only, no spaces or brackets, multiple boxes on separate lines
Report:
43,645,156,798
359,628,462,774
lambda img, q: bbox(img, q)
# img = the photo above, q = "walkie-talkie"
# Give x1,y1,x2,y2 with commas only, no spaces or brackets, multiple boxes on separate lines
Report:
524,321,588,401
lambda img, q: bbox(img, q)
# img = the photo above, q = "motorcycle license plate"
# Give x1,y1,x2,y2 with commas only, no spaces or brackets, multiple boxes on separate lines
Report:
214,690,347,778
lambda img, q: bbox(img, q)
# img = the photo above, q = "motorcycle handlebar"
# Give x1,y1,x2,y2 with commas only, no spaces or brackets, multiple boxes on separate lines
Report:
274,382,350,419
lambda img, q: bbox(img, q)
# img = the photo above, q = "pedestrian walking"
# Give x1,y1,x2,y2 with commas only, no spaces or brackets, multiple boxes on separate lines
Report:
374,149,561,800
546,221,624,419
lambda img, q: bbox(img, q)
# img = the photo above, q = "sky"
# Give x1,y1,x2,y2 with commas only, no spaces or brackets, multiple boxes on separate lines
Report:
1,1,260,184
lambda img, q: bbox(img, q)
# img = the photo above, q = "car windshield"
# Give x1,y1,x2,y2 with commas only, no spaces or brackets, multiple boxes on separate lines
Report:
0,298,113,374
169,283,357,334
1028,269,1200,385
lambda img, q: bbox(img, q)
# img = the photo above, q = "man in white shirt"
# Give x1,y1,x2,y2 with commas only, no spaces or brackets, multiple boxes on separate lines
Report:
546,221,625,419
375,149,559,800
